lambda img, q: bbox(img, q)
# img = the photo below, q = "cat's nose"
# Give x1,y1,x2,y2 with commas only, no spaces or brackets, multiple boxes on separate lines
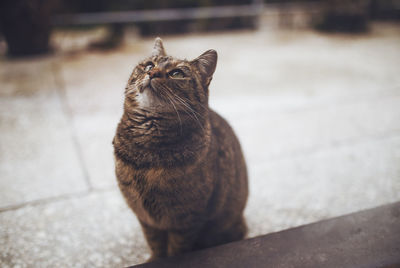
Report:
148,68,164,79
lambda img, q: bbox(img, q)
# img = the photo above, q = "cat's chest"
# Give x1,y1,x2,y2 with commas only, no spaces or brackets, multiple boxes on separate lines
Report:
118,175,167,226
133,183,203,229
116,159,209,228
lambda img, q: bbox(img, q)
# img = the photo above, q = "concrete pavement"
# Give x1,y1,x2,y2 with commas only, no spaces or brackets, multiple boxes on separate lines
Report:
1,22,400,267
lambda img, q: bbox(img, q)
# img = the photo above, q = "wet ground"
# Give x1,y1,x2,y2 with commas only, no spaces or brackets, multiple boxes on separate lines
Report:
1,21,400,267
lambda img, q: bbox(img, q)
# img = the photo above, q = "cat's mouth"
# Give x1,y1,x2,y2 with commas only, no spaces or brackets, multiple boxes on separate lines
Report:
138,76,162,94
138,75,151,93
136,77,168,109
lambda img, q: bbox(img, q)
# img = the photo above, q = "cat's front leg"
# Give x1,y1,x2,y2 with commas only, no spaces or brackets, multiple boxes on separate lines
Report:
167,227,202,257
139,220,168,262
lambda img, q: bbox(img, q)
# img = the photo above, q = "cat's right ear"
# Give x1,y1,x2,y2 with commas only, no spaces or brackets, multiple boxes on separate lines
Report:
152,37,166,57
191,49,218,88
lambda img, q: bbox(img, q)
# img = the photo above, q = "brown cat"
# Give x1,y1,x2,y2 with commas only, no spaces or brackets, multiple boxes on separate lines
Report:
113,38,248,261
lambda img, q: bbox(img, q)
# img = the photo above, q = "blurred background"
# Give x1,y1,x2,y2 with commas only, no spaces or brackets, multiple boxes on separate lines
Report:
1,0,400,267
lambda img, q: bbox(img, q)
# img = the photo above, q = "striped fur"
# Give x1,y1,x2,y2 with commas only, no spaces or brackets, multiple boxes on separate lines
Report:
113,38,248,261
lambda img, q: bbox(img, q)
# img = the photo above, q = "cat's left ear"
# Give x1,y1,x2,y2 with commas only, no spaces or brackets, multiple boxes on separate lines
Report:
191,49,218,88
152,37,166,57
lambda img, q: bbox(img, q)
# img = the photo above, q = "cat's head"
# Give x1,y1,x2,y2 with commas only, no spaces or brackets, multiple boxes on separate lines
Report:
124,38,217,118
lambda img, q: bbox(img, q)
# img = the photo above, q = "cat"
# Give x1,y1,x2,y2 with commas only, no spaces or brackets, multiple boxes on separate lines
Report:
113,37,248,261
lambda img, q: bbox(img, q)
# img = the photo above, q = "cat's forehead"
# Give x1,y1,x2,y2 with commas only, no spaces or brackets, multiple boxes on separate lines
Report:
141,55,189,69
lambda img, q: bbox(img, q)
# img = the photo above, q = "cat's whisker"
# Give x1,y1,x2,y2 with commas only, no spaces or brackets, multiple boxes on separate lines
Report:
193,100,209,112
166,91,207,133
173,90,207,112
163,92,183,135
153,85,185,134
167,91,205,118
125,88,136,95
174,98,205,132
155,83,203,129
169,95,206,132
173,95,204,119
160,87,205,132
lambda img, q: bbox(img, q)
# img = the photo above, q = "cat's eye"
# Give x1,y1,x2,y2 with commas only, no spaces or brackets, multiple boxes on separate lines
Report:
169,69,185,79
144,62,154,72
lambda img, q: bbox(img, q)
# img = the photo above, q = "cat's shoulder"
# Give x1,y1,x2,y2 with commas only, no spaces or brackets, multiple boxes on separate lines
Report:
209,109,235,137
209,108,224,123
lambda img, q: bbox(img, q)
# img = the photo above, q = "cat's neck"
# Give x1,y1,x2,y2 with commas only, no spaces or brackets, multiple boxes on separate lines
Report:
114,108,211,169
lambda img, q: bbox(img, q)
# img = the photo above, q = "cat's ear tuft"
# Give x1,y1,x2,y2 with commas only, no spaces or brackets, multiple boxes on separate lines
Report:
152,37,166,57
192,49,218,88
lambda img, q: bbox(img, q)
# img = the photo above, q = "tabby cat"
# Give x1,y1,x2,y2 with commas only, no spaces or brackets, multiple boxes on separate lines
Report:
113,38,248,261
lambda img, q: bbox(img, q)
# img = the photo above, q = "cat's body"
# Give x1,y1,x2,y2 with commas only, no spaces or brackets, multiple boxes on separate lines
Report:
113,38,248,260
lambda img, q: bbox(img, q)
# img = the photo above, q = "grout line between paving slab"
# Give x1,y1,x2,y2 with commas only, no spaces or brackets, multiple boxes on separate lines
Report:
1,129,398,214
0,188,117,213
51,61,93,192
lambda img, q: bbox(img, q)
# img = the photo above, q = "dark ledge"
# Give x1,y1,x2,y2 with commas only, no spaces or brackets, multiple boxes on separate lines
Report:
132,202,400,268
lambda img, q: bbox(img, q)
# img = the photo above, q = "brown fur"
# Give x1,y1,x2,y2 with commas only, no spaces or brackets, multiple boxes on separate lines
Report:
113,38,248,260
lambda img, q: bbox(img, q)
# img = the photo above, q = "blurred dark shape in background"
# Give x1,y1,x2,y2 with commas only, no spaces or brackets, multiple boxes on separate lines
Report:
315,0,370,33
0,0,399,57
88,24,125,50
369,0,400,20
55,0,260,37
0,0,58,57
135,0,258,36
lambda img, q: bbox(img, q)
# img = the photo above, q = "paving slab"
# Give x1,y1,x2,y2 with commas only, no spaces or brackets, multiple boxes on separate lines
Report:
213,93,400,165
0,58,89,209
0,190,149,267
246,134,400,236
58,52,142,189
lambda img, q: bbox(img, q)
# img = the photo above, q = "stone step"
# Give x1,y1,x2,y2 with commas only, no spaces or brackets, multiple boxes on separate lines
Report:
133,202,400,268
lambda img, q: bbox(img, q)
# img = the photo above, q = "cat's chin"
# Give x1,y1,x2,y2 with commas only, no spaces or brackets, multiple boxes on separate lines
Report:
135,88,152,107
135,87,167,111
